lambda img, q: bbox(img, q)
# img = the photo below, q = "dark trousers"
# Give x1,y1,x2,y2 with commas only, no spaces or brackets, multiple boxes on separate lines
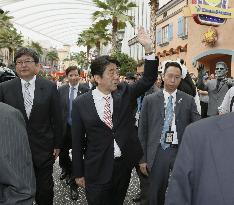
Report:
200,101,208,118
34,160,54,205
86,158,132,205
59,124,77,189
59,124,72,175
136,165,150,205
149,146,177,205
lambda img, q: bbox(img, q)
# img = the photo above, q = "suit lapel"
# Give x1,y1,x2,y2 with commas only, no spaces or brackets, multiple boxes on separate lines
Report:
112,91,121,128
29,76,44,120
87,91,108,128
77,84,83,96
157,91,165,119
175,91,183,119
210,114,234,203
15,78,28,121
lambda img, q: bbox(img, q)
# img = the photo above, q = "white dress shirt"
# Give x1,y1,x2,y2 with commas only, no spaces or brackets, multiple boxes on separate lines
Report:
21,75,36,117
92,88,122,158
163,89,178,144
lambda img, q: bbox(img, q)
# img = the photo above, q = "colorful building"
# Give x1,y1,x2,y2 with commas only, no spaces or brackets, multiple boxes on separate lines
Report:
155,0,234,76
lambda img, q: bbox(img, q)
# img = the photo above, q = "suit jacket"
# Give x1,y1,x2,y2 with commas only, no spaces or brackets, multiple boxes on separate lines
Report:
72,59,158,184
0,76,62,167
165,113,234,205
205,79,229,116
138,90,200,170
58,83,89,138
0,102,36,205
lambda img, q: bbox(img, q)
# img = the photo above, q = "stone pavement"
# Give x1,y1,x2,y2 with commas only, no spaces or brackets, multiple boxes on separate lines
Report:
53,159,140,205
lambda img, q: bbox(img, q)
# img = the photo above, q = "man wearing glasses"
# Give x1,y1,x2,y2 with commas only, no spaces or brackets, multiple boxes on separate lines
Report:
0,47,63,205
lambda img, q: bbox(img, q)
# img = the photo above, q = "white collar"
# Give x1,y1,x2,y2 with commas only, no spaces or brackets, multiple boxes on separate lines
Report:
94,87,112,100
69,83,79,90
163,89,177,99
21,75,36,85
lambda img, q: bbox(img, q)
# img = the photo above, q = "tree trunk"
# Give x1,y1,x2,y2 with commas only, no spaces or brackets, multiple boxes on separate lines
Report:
96,41,101,57
112,17,118,53
87,45,91,60
149,0,159,52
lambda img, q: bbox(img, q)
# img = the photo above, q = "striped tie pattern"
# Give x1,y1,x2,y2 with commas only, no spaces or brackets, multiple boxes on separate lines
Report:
103,96,113,129
24,82,33,118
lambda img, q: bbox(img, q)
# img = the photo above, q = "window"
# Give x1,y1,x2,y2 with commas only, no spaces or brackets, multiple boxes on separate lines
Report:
178,16,188,38
162,25,169,43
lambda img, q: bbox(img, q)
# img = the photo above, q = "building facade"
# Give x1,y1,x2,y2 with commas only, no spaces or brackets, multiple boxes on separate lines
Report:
121,0,151,61
156,0,234,76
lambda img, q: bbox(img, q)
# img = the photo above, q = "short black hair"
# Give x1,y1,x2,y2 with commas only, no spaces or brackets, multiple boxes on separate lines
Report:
164,62,182,74
65,66,80,76
14,47,39,64
90,55,120,77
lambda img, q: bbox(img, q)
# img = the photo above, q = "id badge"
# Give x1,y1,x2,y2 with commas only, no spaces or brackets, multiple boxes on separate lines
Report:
164,131,174,144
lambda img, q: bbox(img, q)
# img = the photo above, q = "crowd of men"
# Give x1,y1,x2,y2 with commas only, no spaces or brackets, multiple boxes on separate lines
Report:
0,27,234,205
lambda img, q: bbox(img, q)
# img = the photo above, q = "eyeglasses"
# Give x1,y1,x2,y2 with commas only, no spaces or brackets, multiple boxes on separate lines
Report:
16,60,35,66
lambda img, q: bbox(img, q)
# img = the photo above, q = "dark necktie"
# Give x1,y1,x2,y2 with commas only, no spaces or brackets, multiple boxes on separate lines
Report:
68,86,75,125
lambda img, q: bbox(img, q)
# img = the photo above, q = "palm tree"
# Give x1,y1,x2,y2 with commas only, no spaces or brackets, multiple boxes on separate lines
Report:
0,9,13,29
77,30,96,60
29,41,43,56
149,0,159,50
70,51,88,69
90,23,111,56
92,0,137,52
0,27,24,63
46,50,59,68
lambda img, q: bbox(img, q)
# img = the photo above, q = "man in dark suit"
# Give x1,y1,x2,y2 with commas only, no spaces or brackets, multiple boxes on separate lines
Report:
72,27,158,205
138,61,200,205
0,102,36,205
0,47,62,205
165,113,234,205
58,65,89,200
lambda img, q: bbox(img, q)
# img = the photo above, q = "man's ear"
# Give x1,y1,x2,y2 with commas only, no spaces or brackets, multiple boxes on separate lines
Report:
93,75,101,85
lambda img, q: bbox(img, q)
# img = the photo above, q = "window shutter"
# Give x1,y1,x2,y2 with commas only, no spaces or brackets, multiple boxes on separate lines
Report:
157,29,162,45
178,17,184,37
168,23,173,41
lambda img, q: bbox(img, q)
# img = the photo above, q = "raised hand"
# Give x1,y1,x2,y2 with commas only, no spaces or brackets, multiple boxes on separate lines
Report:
137,27,153,53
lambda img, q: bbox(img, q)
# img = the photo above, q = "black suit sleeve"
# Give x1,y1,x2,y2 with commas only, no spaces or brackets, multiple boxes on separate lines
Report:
50,83,63,148
72,98,86,178
129,58,158,100
138,96,149,163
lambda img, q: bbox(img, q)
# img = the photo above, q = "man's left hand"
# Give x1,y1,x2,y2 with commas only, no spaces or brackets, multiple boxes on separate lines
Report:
137,27,153,53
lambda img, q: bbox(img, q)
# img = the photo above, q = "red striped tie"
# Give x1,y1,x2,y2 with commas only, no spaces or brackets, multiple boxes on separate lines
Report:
103,96,113,129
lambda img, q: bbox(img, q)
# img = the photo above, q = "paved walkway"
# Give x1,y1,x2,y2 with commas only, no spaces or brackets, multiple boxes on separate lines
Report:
53,159,140,205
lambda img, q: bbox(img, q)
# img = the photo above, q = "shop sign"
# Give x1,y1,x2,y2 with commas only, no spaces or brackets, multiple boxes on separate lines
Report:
188,0,234,25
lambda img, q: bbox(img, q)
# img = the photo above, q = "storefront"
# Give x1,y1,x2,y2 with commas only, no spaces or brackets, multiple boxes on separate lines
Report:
155,0,234,76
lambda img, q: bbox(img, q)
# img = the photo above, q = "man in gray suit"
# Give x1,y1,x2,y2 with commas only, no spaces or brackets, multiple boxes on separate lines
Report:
138,61,200,205
165,112,234,205
0,102,36,205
